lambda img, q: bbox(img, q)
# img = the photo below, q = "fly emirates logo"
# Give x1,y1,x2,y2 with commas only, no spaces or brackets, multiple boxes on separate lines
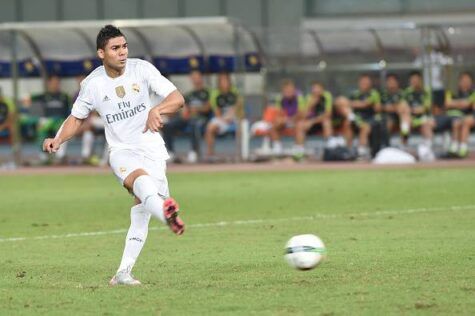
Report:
105,101,146,124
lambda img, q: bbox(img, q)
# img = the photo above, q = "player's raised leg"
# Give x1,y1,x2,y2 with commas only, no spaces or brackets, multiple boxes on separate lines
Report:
125,169,185,235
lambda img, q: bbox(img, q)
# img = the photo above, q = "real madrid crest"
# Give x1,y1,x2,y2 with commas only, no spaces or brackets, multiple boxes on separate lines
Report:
132,83,140,93
115,86,126,98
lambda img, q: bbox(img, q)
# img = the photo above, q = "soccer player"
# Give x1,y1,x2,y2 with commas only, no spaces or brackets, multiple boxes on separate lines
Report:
269,79,306,155
294,81,332,157
403,71,435,150
0,87,15,143
204,72,240,158
42,25,186,286
348,74,381,158
163,70,211,162
32,74,71,164
380,74,411,145
446,72,475,157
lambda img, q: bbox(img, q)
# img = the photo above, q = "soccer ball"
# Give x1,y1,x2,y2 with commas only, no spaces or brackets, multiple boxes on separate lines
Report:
284,234,326,270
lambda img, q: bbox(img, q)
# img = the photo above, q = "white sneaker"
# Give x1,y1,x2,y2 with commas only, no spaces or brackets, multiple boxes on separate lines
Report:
272,142,284,156
187,151,198,163
109,269,141,286
417,144,435,162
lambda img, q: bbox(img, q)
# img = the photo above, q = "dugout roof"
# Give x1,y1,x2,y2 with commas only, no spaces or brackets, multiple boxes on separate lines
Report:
0,17,262,78
260,13,475,73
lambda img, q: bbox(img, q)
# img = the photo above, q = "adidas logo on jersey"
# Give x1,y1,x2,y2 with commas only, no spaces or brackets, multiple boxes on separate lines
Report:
103,95,110,102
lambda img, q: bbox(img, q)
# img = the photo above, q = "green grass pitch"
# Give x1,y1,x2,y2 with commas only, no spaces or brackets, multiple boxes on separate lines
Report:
0,167,474,315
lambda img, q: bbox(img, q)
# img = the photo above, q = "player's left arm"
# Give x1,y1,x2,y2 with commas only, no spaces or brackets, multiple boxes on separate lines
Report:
142,60,185,132
145,90,185,133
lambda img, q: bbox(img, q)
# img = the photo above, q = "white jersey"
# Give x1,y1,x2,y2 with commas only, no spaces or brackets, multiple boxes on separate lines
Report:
71,58,176,159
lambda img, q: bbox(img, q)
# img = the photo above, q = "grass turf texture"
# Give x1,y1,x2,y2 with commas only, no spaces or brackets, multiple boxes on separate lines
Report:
0,168,474,315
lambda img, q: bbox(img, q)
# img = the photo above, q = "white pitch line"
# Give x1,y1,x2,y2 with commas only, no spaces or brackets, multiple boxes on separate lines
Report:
0,204,474,243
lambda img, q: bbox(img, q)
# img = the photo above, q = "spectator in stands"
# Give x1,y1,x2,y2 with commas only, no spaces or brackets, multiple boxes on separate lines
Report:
267,79,306,155
163,70,211,163
403,71,435,152
348,74,381,158
294,81,332,158
0,87,15,144
205,72,240,159
31,74,71,164
380,73,411,145
447,72,475,157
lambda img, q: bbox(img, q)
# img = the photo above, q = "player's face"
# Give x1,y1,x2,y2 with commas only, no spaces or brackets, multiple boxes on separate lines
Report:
459,75,472,91
190,71,203,88
218,74,231,92
386,77,399,91
311,84,323,97
410,75,422,89
98,36,128,73
358,77,372,92
282,84,296,98
47,76,60,93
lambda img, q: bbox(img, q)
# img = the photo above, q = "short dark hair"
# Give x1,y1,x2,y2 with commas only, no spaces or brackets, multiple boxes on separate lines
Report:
96,25,125,50
46,73,60,81
409,70,422,79
310,80,324,88
359,73,372,80
386,73,399,82
281,78,295,88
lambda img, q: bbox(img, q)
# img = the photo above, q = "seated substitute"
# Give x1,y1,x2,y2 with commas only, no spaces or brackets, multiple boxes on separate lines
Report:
348,74,381,158
268,79,306,155
0,87,15,144
163,70,211,163
447,72,475,157
380,73,411,145
205,72,240,158
403,71,435,150
31,74,71,164
294,81,332,157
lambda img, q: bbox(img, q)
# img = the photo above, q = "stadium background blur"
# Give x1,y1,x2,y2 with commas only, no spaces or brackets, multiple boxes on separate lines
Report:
1,2,475,315
1,0,475,166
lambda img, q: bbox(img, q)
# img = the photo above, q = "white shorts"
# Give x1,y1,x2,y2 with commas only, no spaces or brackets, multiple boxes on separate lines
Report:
210,117,235,135
109,149,170,197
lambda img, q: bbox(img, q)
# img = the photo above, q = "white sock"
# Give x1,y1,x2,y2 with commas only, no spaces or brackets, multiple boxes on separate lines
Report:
293,144,305,155
262,137,271,150
460,143,468,152
400,122,410,135
118,204,151,273
348,111,356,122
81,130,94,158
449,141,459,153
272,141,283,154
133,175,166,224
423,139,432,147
357,146,368,156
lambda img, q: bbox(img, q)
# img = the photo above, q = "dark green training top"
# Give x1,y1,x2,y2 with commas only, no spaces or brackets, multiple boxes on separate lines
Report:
349,89,380,119
31,92,70,119
446,89,475,116
185,88,211,119
403,87,431,118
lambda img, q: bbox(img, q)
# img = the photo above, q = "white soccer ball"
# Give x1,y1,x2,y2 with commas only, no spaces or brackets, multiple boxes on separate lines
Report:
284,234,326,270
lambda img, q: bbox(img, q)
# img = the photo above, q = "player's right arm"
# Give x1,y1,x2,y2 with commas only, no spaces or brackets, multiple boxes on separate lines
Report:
44,75,95,153
43,115,86,153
